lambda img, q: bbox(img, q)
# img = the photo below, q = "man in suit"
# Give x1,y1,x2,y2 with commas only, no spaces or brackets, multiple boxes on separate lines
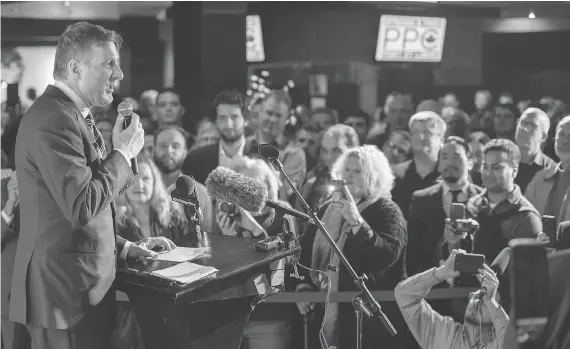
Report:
182,90,250,184
407,136,483,276
10,22,175,349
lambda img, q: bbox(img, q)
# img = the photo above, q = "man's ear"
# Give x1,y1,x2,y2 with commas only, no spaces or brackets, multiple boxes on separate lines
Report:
69,60,82,79
467,157,474,172
179,105,186,117
512,166,519,179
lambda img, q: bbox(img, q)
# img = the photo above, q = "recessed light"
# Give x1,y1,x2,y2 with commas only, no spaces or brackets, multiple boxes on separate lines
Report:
528,10,536,19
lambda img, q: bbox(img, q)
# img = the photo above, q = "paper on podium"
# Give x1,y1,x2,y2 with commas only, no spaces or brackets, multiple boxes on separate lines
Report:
152,262,218,284
153,247,209,263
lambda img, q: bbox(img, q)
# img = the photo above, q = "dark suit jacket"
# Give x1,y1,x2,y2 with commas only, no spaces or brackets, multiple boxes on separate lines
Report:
1,177,19,319
10,85,135,329
407,181,483,276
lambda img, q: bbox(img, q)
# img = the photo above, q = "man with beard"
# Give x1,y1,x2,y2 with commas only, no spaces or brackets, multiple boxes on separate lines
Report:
182,90,251,184
514,108,555,193
407,136,483,277
154,125,213,232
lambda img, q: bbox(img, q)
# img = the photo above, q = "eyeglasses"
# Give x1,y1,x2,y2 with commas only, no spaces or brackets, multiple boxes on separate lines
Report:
519,121,541,132
410,130,442,138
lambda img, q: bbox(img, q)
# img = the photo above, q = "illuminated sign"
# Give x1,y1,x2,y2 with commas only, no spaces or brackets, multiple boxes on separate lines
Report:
375,15,447,62
246,15,265,62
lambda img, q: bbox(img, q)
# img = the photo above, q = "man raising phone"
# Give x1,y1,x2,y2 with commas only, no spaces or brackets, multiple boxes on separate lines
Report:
10,22,175,349
395,249,509,349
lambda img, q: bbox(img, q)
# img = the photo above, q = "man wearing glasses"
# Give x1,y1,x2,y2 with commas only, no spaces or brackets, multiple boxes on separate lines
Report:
514,108,556,193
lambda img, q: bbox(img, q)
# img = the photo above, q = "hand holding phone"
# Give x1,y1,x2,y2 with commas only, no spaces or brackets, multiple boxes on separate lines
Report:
454,253,485,274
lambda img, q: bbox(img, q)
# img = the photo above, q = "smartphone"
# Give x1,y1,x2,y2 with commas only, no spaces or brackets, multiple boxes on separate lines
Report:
454,253,485,274
327,179,346,201
450,203,466,221
541,215,557,244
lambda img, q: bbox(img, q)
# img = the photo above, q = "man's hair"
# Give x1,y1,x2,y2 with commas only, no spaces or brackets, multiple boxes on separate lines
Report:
408,111,447,135
467,131,491,145
323,124,360,148
444,136,471,157
156,87,181,103
342,108,372,128
556,115,570,134
494,102,520,121
519,107,551,137
299,123,320,134
483,138,521,168
311,107,339,125
265,90,292,110
53,21,123,80
211,90,247,122
476,89,492,102
154,125,194,150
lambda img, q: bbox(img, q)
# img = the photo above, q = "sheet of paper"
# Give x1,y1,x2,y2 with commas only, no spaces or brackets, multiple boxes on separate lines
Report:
153,247,209,263
152,262,218,284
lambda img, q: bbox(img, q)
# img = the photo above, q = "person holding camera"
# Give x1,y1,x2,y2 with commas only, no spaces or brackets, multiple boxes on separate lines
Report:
296,145,408,349
407,136,483,277
395,249,509,349
215,156,297,349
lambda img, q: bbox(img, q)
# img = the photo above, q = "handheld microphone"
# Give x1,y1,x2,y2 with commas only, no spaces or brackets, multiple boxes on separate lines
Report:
171,175,203,233
205,167,313,222
117,102,138,174
475,247,512,299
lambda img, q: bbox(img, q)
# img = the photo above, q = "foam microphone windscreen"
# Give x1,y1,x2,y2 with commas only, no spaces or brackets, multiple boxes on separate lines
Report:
175,175,195,196
205,166,267,213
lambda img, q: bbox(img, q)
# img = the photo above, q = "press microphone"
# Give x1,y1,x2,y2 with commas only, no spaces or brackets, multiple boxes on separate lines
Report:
117,101,138,174
475,247,512,299
205,166,267,212
171,175,203,233
205,166,313,222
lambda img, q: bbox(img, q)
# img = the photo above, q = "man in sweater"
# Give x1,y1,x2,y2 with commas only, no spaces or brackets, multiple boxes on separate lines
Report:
395,249,509,349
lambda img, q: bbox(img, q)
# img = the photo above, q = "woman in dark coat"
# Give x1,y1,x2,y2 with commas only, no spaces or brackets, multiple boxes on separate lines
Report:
295,145,409,349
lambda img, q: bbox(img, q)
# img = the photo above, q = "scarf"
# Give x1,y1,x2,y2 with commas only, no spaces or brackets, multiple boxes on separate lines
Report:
310,195,379,347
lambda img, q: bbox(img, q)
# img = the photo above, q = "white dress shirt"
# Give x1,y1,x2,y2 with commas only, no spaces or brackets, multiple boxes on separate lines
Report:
441,181,470,217
53,81,129,162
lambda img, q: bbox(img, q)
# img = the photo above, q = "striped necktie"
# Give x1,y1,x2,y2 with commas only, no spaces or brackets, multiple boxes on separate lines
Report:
85,112,107,159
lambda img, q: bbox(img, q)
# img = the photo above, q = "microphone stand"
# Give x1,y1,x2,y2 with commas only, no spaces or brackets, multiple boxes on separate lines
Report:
262,150,397,348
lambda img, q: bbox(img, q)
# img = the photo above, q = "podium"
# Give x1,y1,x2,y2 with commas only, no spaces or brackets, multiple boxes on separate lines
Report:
115,233,299,349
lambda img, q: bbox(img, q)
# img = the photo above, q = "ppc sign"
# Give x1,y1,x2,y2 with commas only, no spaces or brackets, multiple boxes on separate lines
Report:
375,15,447,63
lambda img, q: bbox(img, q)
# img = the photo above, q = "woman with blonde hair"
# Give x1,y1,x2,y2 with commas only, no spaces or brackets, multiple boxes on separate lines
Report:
295,145,409,349
112,154,189,349
115,154,188,243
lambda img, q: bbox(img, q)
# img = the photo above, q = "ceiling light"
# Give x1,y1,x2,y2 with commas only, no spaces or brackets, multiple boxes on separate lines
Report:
528,10,536,19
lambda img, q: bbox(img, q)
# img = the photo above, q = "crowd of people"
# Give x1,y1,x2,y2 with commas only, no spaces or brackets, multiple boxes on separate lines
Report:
2,22,570,349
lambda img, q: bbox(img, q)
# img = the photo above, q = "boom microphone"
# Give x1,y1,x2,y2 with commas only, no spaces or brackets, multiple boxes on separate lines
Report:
205,166,267,213
117,102,138,174
205,167,312,222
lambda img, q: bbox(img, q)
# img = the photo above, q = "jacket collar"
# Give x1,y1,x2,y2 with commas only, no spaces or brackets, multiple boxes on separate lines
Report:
467,184,527,216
